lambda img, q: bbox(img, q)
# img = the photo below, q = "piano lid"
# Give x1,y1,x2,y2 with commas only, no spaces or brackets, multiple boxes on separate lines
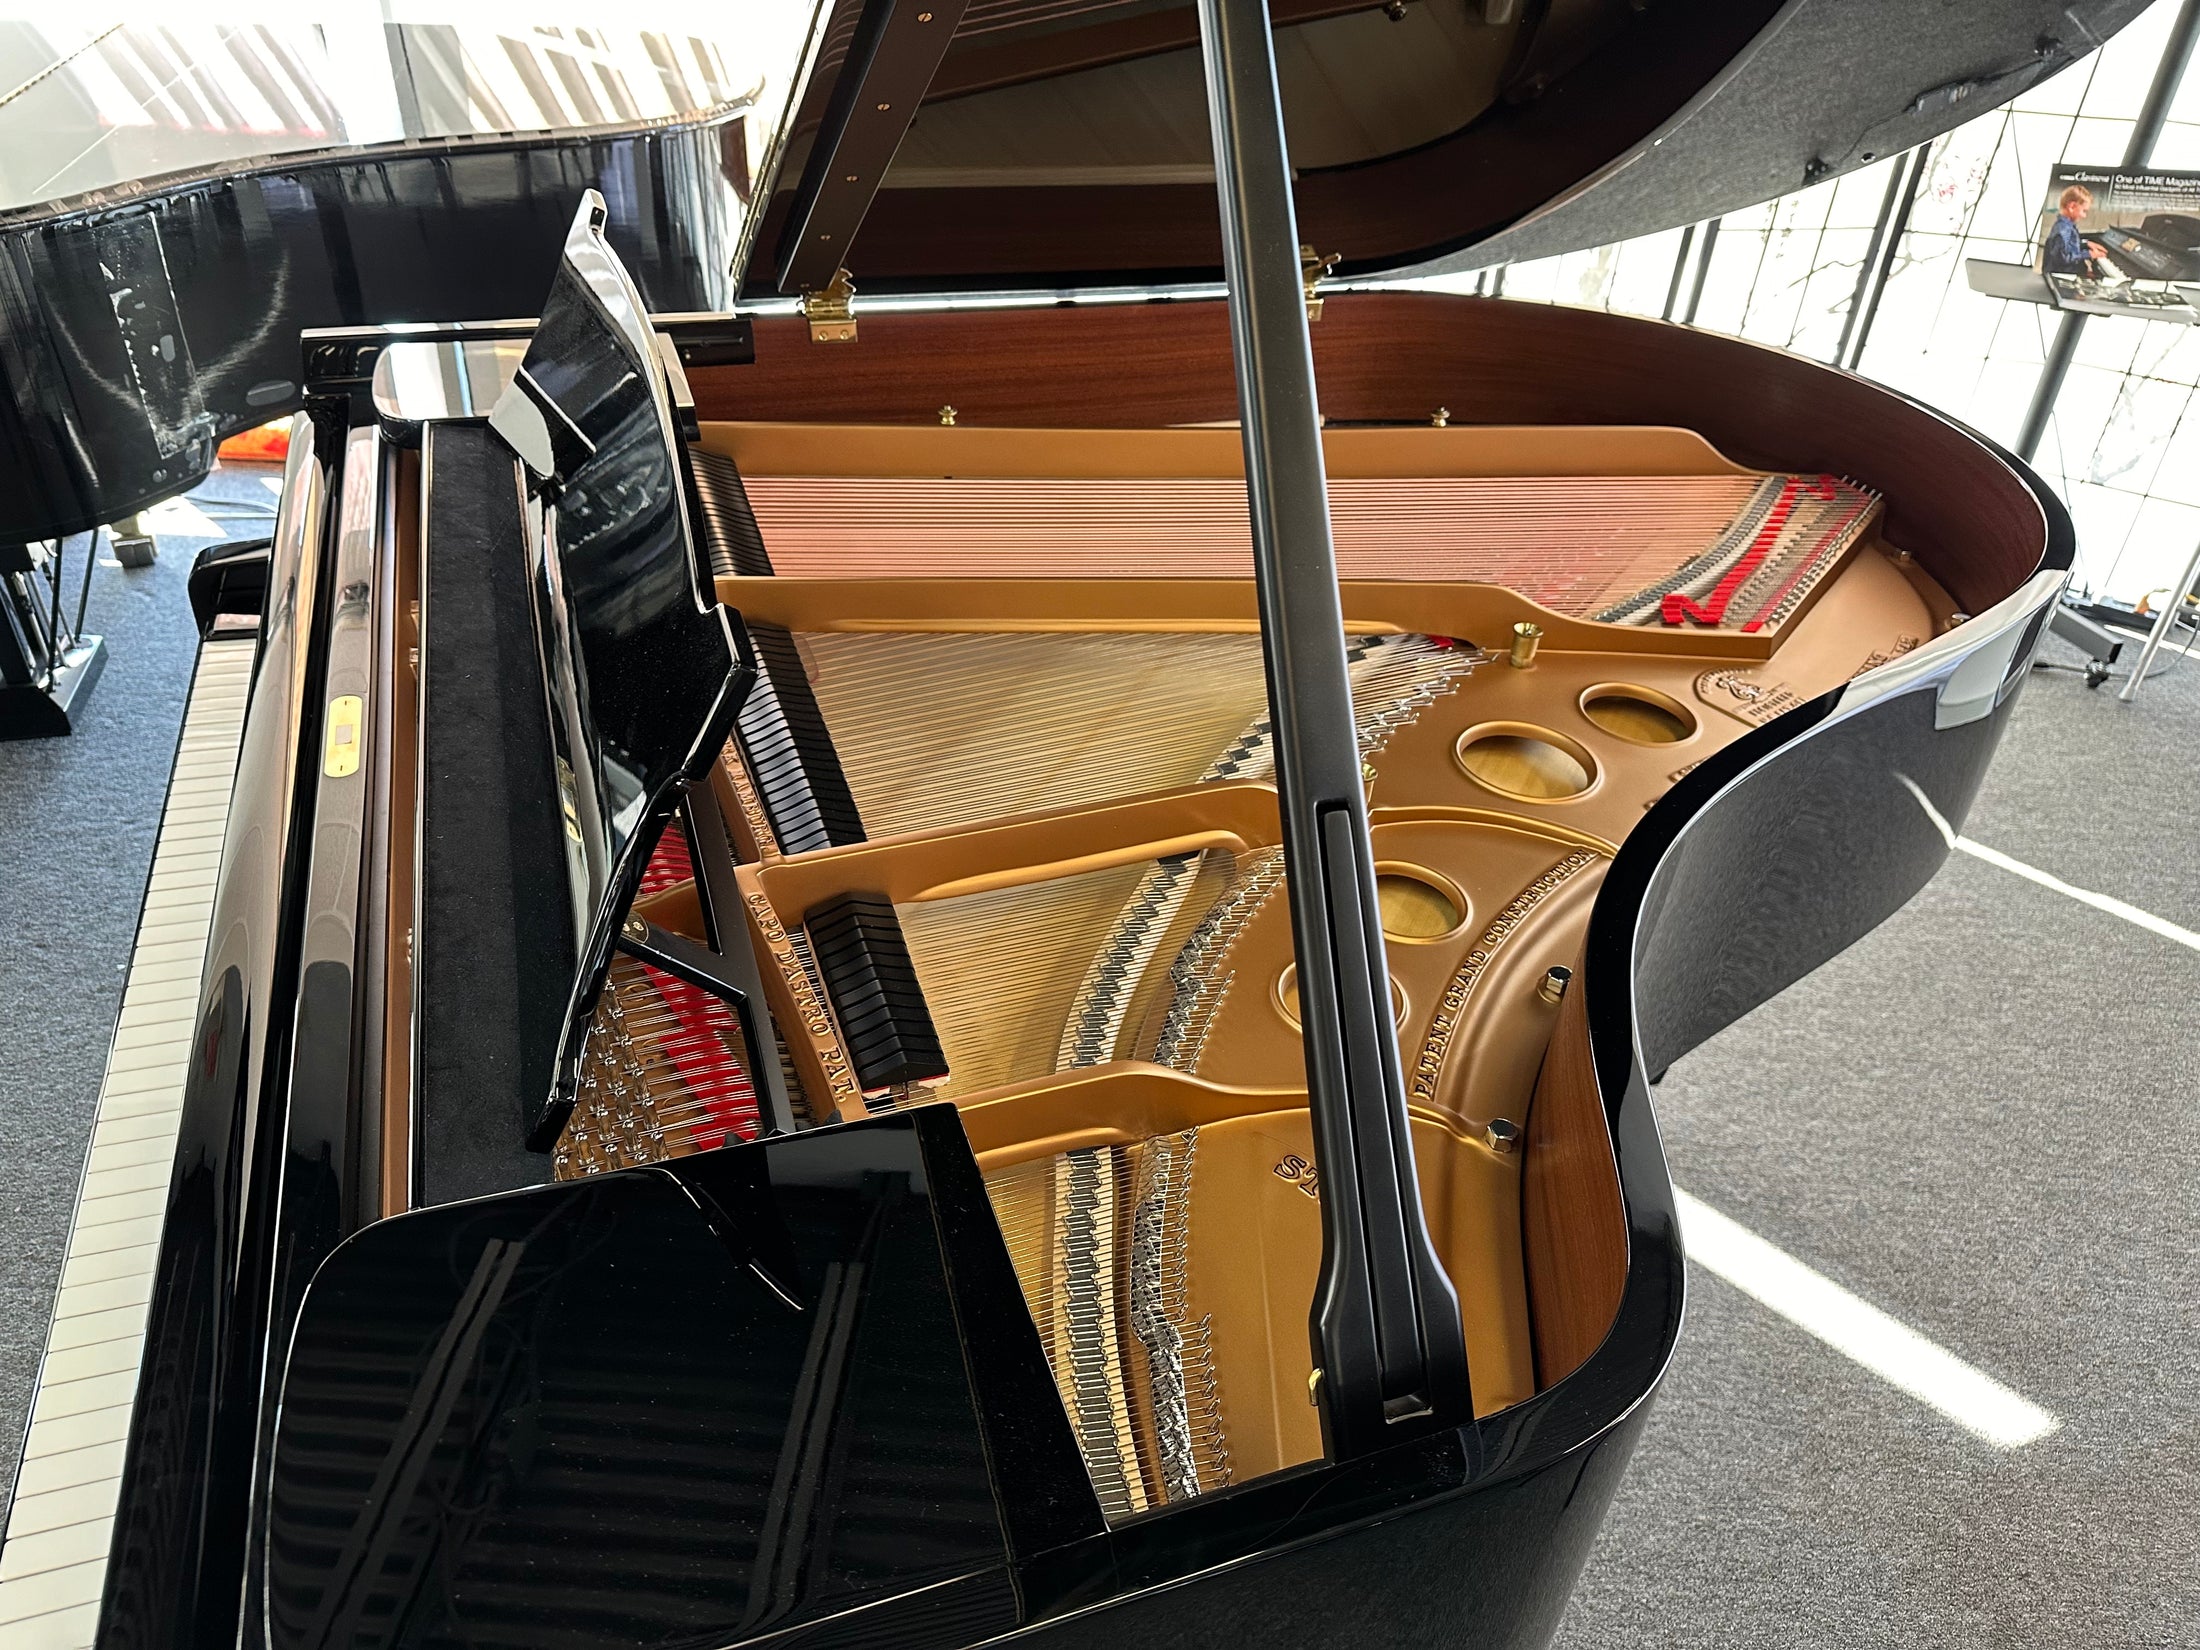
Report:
0,8,821,217
737,0,2148,297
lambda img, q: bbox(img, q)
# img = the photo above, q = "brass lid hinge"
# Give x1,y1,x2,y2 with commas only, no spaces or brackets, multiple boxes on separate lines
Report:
1301,245,1340,321
803,268,857,343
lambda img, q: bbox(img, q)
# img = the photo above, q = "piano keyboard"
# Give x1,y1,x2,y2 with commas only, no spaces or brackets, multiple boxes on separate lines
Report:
0,637,254,1647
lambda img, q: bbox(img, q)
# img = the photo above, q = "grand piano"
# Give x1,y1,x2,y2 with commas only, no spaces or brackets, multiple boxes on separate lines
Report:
0,0,2130,1645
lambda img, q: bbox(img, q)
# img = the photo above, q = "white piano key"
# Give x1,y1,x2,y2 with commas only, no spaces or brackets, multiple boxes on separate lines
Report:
81,1138,176,1178
49,1274,154,1320
86,1089,183,1123
0,1521,113,1585
0,1560,108,1629
71,1173,174,1219
68,1188,169,1233
105,1006,200,1042
21,1401,134,1461
30,1338,142,1389
82,1138,175,1177
114,970,202,999
169,748,245,774
103,1038,202,1077
78,1147,176,1189
2,1482,121,1542
112,964,201,995
111,988,196,1022
25,1372,137,1425
126,910,211,935
55,1246,154,1290
145,861,225,885
147,832,226,855
0,1597,101,1648
43,1307,150,1355
146,835,225,859
138,887,219,913
109,1008,202,1045
107,981,207,1020
98,1066,187,1100
118,938,212,970
63,1215,163,1259
2,641,252,1628
156,794,231,818
141,864,223,893
89,1112,180,1149
134,859,216,885
73,1157,172,1200
11,1442,126,1502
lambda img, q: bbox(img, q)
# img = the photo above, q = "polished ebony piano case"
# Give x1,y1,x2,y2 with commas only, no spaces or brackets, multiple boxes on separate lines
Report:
0,1,2133,1646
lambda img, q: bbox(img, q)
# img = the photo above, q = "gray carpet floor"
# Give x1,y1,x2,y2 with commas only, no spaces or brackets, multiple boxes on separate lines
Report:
1554,630,2200,1650
0,511,2191,1645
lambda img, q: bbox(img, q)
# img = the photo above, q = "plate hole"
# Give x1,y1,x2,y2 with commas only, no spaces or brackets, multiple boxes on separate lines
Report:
1581,685,1696,745
1276,964,1408,1029
1375,868,1466,941
1455,723,1595,801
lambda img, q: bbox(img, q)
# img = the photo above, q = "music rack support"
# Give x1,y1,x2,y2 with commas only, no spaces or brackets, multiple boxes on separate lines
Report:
1194,0,1469,1459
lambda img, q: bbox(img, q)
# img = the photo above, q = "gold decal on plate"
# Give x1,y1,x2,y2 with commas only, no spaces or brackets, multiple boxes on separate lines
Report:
1272,1154,1320,1200
1409,850,1597,1105
720,745,780,859
1694,667,1803,727
746,891,859,1104
1853,634,1923,678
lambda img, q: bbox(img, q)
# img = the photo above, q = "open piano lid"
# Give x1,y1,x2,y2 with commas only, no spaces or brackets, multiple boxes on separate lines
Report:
739,0,2148,297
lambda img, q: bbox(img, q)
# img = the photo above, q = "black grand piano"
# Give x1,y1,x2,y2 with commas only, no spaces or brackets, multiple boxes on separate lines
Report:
0,0,2135,1645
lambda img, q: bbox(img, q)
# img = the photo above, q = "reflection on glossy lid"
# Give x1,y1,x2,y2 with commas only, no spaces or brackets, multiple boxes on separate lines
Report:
0,3,821,213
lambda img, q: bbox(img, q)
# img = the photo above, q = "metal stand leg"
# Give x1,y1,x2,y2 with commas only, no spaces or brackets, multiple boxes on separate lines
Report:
0,543,107,738
2116,537,2200,704
2047,603,2121,687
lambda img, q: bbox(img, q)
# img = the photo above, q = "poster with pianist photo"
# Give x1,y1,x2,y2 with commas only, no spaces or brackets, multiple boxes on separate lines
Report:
2036,164,2200,320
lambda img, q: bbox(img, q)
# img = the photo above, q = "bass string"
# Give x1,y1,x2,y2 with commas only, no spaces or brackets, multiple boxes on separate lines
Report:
741,473,1871,617
555,955,760,1179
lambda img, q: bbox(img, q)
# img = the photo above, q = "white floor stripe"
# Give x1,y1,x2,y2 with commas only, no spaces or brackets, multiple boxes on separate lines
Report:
1674,1189,2060,1449
1898,773,2200,954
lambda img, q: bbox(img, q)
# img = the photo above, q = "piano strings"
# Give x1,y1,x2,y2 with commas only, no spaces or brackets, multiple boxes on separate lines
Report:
549,438,1893,1518
739,471,1878,632
556,831,762,1180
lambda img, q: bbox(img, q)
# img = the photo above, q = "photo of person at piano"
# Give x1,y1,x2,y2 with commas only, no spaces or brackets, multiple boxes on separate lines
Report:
2043,183,2110,276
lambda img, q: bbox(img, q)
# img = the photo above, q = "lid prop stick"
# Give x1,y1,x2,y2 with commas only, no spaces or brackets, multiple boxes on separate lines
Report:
1192,0,1472,1456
